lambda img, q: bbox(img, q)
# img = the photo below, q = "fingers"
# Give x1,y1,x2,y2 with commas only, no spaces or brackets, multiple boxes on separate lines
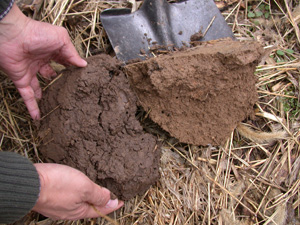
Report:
61,42,87,68
17,74,42,120
30,75,42,99
59,28,87,68
39,63,57,80
17,86,41,120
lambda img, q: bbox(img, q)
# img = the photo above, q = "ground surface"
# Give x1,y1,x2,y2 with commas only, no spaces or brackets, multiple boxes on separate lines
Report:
1,0,300,224
126,39,263,145
38,55,160,200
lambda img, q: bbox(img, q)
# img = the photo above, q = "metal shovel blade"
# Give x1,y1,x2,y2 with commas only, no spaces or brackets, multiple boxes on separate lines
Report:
100,0,235,63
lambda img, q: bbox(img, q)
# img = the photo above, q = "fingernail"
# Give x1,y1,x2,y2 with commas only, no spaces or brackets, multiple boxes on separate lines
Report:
105,199,119,209
82,59,88,67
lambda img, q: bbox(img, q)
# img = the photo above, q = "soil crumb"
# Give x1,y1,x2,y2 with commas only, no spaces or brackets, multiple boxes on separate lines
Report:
190,29,203,41
38,54,160,200
125,39,264,146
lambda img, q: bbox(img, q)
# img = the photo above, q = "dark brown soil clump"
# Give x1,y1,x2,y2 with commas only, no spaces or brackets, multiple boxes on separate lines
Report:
190,29,203,41
125,39,264,146
38,55,161,200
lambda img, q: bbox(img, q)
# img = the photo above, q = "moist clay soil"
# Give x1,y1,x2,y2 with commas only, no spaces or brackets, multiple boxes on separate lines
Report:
38,55,160,200
125,39,264,146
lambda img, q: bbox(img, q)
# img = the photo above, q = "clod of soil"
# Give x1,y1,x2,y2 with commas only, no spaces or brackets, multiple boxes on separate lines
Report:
125,39,264,146
38,55,161,200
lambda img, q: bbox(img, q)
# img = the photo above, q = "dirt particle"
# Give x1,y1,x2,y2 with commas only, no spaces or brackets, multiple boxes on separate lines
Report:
190,29,203,41
140,48,146,55
110,192,117,200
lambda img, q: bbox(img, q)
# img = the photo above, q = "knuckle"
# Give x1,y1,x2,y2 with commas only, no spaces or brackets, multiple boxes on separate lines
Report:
80,182,94,198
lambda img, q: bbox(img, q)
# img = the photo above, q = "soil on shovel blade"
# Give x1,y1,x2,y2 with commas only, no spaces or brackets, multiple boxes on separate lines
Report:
125,39,264,145
38,55,160,200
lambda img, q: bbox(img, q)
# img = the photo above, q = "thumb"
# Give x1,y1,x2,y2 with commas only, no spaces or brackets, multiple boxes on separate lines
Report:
82,200,124,219
84,184,123,216
93,199,124,216
85,184,111,207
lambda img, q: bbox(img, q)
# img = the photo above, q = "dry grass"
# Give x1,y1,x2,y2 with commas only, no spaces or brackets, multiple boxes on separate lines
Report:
1,0,300,224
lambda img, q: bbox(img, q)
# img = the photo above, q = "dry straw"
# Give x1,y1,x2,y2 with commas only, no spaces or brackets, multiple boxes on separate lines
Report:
1,0,300,224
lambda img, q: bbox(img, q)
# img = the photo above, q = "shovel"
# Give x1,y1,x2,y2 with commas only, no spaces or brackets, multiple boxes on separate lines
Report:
100,0,235,63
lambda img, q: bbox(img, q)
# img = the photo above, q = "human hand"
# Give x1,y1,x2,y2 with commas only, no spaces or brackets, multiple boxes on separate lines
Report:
32,163,123,220
0,4,87,120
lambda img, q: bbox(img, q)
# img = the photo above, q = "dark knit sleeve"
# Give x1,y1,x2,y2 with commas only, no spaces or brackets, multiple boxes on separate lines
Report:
0,0,14,21
0,151,40,224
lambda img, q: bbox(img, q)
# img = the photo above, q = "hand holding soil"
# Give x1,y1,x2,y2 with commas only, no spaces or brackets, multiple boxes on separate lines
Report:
0,3,87,120
32,164,123,220
0,3,121,222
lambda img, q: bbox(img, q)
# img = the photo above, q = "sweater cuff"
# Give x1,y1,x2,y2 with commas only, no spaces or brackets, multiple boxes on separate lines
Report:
0,151,40,224
0,0,15,21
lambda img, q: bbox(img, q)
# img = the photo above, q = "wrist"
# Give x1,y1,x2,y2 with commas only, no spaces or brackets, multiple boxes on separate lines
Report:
0,3,30,42
32,164,47,211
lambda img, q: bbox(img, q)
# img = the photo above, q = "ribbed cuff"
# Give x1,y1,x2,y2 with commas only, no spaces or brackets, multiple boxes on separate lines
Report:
0,0,15,21
0,151,40,224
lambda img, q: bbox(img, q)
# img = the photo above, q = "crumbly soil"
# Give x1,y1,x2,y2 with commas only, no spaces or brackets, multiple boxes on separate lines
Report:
125,39,264,145
38,55,160,200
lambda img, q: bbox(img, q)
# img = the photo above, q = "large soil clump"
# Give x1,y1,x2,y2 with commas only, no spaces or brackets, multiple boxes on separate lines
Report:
38,55,160,200
125,39,264,145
